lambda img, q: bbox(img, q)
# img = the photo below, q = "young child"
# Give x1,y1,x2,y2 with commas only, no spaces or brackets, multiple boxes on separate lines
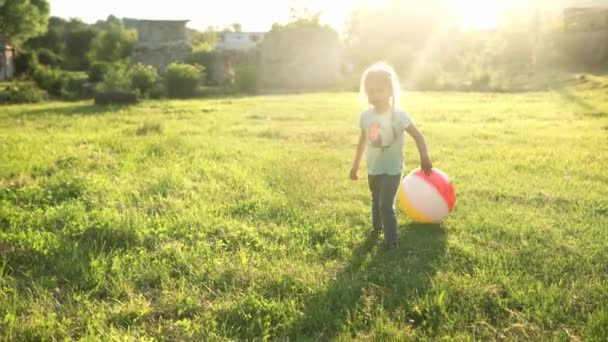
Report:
350,62,433,248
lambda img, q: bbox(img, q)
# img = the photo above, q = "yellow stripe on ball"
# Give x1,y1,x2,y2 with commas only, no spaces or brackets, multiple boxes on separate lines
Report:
398,186,434,223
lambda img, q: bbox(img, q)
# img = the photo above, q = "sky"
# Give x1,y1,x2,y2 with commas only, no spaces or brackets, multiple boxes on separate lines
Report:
49,0,598,33
49,0,353,33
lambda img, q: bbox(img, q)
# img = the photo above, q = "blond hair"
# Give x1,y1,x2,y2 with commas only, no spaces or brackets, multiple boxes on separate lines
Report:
359,61,401,110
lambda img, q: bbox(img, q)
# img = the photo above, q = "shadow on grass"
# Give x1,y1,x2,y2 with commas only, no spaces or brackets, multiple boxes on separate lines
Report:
9,103,133,118
286,222,447,339
554,84,599,112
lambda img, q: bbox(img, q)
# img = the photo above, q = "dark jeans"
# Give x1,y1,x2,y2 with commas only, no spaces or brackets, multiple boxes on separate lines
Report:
368,174,401,244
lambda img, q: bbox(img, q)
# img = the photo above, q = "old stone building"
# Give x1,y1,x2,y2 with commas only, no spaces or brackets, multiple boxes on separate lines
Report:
215,32,265,52
124,19,192,72
0,39,15,81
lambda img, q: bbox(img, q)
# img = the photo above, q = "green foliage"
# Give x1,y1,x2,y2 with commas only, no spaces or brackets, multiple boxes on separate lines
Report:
287,4,323,29
471,72,492,91
13,49,89,100
0,0,50,46
551,33,608,68
0,81,48,103
491,32,533,70
64,71,89,100
91,62,160,98
63,25,98,70
165,63,205,98
148,82,166,99
31,64,70,98
23,16,66,55
36,48,64,67
129,63,159,97
190,27,218,50
96,63,131,93
235,65,258,93
14,50,40,76
87,61,111,83
231,23,242,32
271,6,330,32
29,65,89,100
92,14,122,31
409,62,442,90
186,49,214,84
88,26,137,64
23,17,99,71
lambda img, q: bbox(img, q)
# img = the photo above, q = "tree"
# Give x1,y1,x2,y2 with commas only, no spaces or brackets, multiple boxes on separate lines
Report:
88,25,137,63
165,63,205,98
288,2,321,27
220,23,243,33
270,3,326,32
129,63,159,97
64,22,99,69
190,27,218,51
24,17,99,70
0,0,50,46
93,15,122,31
24,16,67,55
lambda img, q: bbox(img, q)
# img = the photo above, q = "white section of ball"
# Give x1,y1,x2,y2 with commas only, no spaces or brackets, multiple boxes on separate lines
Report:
401,174,449,222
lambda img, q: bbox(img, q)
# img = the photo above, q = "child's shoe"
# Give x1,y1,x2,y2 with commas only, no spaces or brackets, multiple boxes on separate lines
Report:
369,228,381,238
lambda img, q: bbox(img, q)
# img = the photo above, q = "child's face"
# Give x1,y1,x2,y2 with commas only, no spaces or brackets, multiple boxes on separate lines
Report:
365,76,392,108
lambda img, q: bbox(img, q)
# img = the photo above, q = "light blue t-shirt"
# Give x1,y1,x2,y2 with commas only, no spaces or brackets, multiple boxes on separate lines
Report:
359,109,413,175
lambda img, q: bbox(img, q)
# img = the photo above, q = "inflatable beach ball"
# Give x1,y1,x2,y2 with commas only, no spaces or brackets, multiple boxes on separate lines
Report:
398,168,456,223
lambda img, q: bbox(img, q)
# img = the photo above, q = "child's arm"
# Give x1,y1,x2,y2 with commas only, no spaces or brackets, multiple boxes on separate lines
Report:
350,129,366,180
405,124,433,175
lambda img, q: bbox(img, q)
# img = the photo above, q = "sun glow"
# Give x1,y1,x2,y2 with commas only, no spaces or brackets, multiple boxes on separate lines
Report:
317,0,504,34
456,0,502,31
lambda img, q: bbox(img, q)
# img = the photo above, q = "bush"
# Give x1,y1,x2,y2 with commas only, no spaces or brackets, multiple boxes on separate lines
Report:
129,63,159,97
149,82,166,99
30,66,92,100
65,72,90,100
88,61,112,82
37,48,64,67
235,65,258,93
31,65,70,98
165,63,205,98
14,51,39,77
412,66,440,90
471,73,491,91
186,49,214,84
88,26,137,64
415,72,439,90
0,82,48,104
14,53,91,100
96,64,131,93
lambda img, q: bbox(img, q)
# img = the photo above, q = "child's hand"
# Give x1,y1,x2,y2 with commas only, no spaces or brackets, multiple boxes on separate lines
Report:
349,167,360,180
421,156,433,175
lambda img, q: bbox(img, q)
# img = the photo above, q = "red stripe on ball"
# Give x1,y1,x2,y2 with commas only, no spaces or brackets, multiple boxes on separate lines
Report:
415,169,456,211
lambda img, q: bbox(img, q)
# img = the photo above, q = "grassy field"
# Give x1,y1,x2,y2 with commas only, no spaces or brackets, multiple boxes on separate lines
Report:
1,81,607,340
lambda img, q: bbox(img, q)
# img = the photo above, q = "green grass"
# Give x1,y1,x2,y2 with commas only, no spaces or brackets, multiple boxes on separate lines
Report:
0,84,607,340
